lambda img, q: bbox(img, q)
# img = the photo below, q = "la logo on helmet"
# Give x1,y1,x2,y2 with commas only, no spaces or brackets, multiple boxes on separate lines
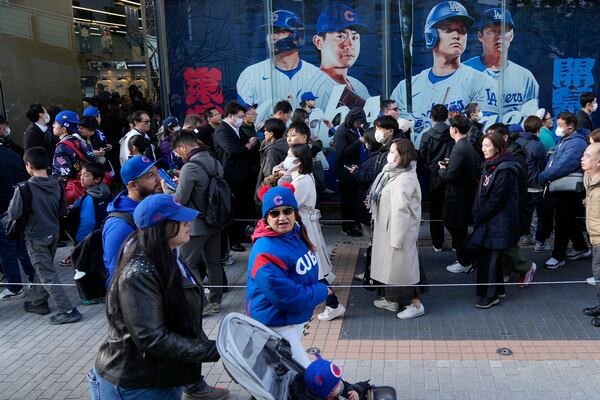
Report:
448,1,460,12
273,195,283,205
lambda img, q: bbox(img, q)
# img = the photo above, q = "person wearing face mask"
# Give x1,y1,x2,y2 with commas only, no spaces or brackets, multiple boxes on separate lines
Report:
575,92,597,132
464,102,484,153
370,116,409,176
368,139,426,319
24,103,55,165
255,118,288,203
0,114,24,157
539,112,590,269
214,101,259,253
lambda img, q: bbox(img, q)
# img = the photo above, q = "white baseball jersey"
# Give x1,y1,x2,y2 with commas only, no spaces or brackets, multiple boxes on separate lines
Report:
391,64,498,140
236,59,321,107
305,72,370,110
463,56,539,115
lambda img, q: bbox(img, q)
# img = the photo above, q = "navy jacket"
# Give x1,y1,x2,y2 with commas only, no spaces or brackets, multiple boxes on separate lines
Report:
516,132,547,188
540,129,589,183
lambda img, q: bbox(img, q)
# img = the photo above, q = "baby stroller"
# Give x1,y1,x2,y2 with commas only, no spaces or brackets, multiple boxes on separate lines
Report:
217,313,397,400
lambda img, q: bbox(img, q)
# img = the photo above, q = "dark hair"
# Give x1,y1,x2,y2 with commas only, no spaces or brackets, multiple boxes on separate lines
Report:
130,110,149,124
590,129,600,144
482,131,507,154
263,118,286,139
0,114,7,125
431,104,449,122
224,101,245,117
289,144,313,175
183,114,202,128
288,121,310,138
374,115,400,134
486,122,510,138
523,116,543,134
171,128,205,149
464,103,479,119
380,99,396,113
580,92,596,108
292,108,309,124
557,112,578,129
273,100,292,115
391,138,418,168
363,127,382,152
203,106,217,120
23,147,49,170
26,103,45,123
79,116,99,131
128,134,150,154
450,114,470,135
111,221,195,336
82,161,105,180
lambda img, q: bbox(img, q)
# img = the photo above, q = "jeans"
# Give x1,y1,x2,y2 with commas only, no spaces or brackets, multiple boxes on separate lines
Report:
0,228,35,292
88,369,183,400
181,232,223,304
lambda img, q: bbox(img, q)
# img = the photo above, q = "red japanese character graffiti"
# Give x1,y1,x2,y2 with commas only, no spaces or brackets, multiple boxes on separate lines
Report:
183,67,224,116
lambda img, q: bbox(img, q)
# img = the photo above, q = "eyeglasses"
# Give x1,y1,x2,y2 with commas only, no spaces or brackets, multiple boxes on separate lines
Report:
267,207,294,218
139,119,151,124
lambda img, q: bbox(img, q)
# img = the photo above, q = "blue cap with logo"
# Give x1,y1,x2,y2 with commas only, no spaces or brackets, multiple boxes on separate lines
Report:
479,8,515,30
301,92,318,102
162,116,179,130
120,155,157,185
83,106,100,118
55,110,80,133
304,353,342,398
317,4,370,35
134,194,199,229
259,185,298,218
508,123,524,133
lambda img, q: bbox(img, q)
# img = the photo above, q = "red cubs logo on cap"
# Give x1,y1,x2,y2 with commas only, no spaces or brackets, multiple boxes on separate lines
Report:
330,363,341,378
152,213,162,222
142,156,151,162
344,9,355,22
273,195,283,205
173,196,181,206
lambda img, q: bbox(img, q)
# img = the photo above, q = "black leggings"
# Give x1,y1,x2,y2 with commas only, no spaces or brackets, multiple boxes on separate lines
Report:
319,278,339,308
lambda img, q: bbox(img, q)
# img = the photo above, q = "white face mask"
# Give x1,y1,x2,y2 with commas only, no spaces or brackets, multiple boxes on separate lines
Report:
283,156,298,171
375,129,386,143
3,127,10,137
386,152,396,165
592,103,598,113
555,126,565,137
43,113,50,124
477,111,484,120
233,116,243,129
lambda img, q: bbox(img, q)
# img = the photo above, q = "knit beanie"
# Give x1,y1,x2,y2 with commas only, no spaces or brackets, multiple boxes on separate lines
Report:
258,183,298,218
304,354,342,399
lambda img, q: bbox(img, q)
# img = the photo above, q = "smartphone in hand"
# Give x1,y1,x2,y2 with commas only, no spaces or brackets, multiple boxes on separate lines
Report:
158,168,177,190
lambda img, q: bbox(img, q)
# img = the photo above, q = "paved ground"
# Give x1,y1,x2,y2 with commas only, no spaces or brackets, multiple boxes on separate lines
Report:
1,224,600,399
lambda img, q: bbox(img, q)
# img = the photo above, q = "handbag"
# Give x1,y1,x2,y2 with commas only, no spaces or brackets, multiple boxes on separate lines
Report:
548,172,584,192
2,182,32,240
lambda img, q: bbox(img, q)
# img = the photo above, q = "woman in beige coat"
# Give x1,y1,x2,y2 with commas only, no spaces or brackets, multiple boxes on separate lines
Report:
368,139,426,320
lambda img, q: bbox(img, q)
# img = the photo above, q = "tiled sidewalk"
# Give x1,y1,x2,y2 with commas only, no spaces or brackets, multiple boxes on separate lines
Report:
1,225,600,399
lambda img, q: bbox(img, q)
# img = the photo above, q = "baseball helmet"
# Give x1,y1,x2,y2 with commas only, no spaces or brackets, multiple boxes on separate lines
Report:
424,1,475,49
271,9,305,54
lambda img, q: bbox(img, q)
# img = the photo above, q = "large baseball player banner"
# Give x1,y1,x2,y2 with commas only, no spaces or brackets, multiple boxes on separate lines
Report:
165,0,599,147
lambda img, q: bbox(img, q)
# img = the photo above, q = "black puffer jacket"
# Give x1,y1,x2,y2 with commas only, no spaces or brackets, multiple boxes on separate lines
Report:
419,122,454,192
95,254,219,389
333,108,366,182
507,139,529,235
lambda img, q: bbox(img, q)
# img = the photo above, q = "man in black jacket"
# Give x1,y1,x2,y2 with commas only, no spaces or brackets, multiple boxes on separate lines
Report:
576,92,596,132
439,115,481,273
213,101,259,251
334,107,366,236
23,103,54,165
419,104,454,251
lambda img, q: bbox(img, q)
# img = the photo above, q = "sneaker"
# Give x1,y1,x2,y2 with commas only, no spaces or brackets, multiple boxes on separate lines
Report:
592,318,600,328
49,308,82,325
583,305,600,317
534,242,553,253
81,298,104,306
23,301,50,315
230,243,246,252
397,304,425,320
59,256,72,267
202,302,221,316
497,293,506,298
432,245,443,252
520,235,536,247
544,257,565,269
446,261,471,274
587,277,596,286
566,249,592,260
317,304,346,321
373,297,400,312
353,272,365,281
342,227,362,237
221,254,234,266
475,296,500,309
519,263,537,288
183,385,230,400
0,288,23,299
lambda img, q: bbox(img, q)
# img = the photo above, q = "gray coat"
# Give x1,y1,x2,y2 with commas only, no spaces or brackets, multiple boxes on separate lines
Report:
255,138,288,202
175,150,224,236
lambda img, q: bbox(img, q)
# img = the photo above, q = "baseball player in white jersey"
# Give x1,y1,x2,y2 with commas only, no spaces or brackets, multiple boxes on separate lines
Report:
463,8,539,122
236,10,321,109
391,1,498,146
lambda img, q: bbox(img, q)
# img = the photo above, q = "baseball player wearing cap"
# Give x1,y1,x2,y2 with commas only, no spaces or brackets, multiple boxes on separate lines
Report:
463,8,539,120
391,1,498,147
306,4,371,110
236,10,321,108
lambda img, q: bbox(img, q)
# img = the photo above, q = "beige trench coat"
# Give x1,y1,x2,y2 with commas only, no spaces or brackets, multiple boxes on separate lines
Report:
370,166,421,285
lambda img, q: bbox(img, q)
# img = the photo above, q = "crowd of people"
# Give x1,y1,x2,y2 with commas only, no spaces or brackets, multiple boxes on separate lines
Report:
0,88,600,398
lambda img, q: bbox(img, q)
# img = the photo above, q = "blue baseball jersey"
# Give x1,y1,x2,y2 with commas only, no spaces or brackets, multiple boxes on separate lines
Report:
305,72,370,110
391,64,498,145
236,59,322,107
463,56,539,115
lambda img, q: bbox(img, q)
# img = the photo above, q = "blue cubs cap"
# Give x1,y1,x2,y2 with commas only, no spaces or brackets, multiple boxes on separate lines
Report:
55,110,80,133
134,194,199,229
162,116,179,130
305,354,342,398
83,106,100,118
479,8,515,30
301,92,318,102
508,123,524,133
120,155,157,185
317,5,370,35
259,185,298,218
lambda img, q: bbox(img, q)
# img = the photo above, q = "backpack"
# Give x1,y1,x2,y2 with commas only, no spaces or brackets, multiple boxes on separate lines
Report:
189,158,233,227
71,212,135,300
1,182,32,241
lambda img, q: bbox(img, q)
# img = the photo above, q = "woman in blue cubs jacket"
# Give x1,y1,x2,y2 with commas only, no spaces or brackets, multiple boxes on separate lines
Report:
246,184,329,367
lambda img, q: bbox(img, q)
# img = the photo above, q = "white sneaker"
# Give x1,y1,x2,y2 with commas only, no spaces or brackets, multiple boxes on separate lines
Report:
432,246,443,252
544,257,565,269
566,249,592,260
446,261,471,273
373,298,400,312
397,304,425,320
534,242,553,253
587,277,596,286
317,304,346,321
0,288,23,299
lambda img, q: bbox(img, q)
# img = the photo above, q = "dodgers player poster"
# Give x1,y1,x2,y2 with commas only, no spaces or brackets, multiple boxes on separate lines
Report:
391,1,498,146
463,8,539,123
236,9,322,109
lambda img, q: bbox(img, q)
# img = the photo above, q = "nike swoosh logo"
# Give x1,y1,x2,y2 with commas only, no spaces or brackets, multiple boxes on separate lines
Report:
262,76,269,80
